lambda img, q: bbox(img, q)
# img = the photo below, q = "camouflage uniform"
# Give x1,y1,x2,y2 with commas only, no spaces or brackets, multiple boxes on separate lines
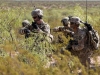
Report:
19,20,31,38
67,17,93,66
71,27,87,51
31,9,53,42
69,28,91,66
30,20,50,34
31,20,53,42
53,26,72,38
53,17,72,38
19,9,53,42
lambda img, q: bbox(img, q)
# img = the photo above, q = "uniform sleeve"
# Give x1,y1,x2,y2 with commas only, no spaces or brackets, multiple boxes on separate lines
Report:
53,26,64,32
72,31,86,51
44,24,50,34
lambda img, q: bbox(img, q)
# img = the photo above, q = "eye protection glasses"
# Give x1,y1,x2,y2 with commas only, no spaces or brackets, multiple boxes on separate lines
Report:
63,24,68,26
70,22,75,25
33,16,38,19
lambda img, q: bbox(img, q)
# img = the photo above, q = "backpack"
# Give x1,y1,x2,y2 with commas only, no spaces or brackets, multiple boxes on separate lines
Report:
87,29,99,50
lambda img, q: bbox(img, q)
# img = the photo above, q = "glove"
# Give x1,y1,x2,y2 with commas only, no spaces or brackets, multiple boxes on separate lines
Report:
84,22,93,31
19,27,29,35
24,28,30,34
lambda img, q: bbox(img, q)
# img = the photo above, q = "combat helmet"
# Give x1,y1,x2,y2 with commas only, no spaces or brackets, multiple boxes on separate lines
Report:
22,20,30,27
31,9,43,18
61,17,69,26
70,17,81,25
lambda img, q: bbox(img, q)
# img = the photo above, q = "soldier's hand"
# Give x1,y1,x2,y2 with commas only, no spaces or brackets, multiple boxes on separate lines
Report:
24,28,30,33
19,27,26,35
19,27,30,35
84,22,93,31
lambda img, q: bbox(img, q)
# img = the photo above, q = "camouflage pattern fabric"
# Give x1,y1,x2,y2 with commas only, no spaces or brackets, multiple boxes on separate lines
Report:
31,9,43,17
31,20,53,42
19,20,53,42
71,27,87,51
70,48,92,66
53,26,72,38
67,27,94,66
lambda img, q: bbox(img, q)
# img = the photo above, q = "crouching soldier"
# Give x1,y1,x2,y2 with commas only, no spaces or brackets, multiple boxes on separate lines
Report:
19,20,31,38
19,9,53,42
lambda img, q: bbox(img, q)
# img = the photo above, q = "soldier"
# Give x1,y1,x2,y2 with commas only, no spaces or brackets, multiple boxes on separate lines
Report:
19,20,31,38
19,9,53,42
31,9,53,42
31,9,50,33
66,17,86,51
66,16,99,66
53,17,72,38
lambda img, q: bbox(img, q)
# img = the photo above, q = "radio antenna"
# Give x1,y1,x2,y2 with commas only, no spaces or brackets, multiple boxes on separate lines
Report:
86,0,88,23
